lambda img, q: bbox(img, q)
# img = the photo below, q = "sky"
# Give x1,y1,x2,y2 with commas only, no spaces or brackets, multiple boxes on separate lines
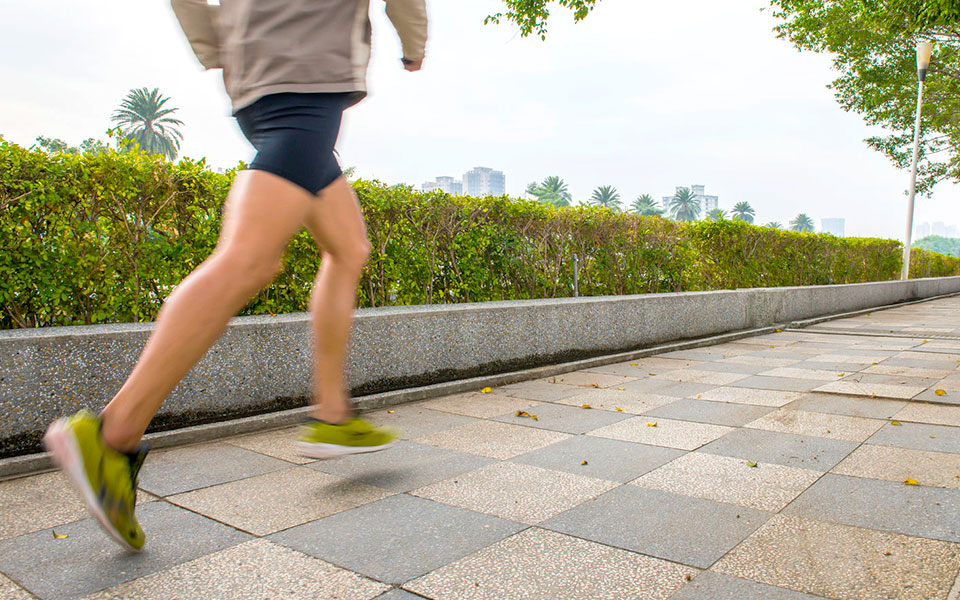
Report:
1,0,957,239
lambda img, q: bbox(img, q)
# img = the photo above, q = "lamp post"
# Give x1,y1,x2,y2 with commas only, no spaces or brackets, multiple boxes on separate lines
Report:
901,40,934,280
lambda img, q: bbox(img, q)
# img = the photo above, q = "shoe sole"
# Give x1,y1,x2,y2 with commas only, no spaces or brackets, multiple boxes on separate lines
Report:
295,440,396,459
43,420,141,552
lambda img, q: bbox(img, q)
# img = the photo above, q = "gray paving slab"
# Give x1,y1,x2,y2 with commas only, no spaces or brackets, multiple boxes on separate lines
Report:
269,494,525,584
0,502,250,600
685,361,771,375
621,379,717,398
309,440,495,492
790,360,873,372
698,427,858,472
668,571,826,600
783,474,960,542
643,399,774,427
510,435,685,483
541,486,771,569
914,386,960,404
783,393,908,419
867,421,960,453
137,443,289,497
375,590,427,600
365,405,479,440
491,402,631,434
494,380,586,402
732,376,826,393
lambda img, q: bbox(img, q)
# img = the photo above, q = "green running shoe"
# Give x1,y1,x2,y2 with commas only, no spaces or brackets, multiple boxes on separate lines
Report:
43,410,147,551
296,417,397,459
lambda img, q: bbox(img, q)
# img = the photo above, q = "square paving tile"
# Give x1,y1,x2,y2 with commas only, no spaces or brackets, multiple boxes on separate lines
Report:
405,528,697,600
718,355,801,368
224,426,314,465
791,359,873,372
632,452,820,512
659,349,728,361
696,387,802,407
588,417,733,450
830,444,960,490
867,421,960,453
864,364,955,379
546,371,638,388
137,443,290,497
415,393,540,419
745,409,885,442
84,539,388,599
0,471,156,541
783,392,908,419
269,494,524,584
757,367,848,381
365,405,478,440
621,379,717,398
698,427,858,472
584,361,657,378
494,380,585,402
167,466,393,536
510,435,685,483
553,388,677,414
0,574,32,600
814,380,927,400
542,486,771,569
652,369,750,386
491,402,630,434
412,420,570,459
668,571,825,600
913,386,960,404
684,361,771,375
783,474,960,542
0,502,250,600
713,514,960,600
893,403,960,426
628,357,705,370
732,376,826,393
643,399,774,427
310,440,494,492
411,461,616,524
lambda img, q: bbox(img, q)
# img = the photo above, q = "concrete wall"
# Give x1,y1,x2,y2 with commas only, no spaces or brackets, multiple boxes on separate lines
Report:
3,276,959,457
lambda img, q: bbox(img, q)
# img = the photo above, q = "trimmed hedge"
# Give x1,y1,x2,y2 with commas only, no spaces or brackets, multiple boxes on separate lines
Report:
2,138,958,329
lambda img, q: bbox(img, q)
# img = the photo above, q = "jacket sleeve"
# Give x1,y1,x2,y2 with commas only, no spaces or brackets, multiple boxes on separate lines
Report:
170,0,221,69
384,0,428,62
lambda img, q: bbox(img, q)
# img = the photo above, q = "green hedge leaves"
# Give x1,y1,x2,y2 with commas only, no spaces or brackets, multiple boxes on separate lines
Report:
2,138,957,329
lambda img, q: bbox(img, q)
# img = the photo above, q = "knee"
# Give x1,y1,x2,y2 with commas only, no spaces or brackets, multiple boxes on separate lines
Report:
329,239,371,271
214,251,283,291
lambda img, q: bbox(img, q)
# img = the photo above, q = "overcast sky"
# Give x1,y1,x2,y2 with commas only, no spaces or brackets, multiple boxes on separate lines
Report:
1,0,956,239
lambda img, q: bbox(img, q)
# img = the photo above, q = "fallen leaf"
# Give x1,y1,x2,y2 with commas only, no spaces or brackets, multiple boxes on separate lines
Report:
891,421,901,426
581,404,593,409
516,410,539,421
387,410,395,414
871,362,878,365
770,345,776,348
935,389,947,396
684,574,692,582
930,436,937,439
923,339,928,343
480,387,492,394
52,531,68,540
615,407,625,412
648,373,657,376
617,387,625,391
747,461,758,468
883,551,892,556
775,328,783,333
838,373,845,377
629,363,638,366
696,394,702,399
903,478,919,486
581,460,588,465
647,422,658,427
590,383,601,388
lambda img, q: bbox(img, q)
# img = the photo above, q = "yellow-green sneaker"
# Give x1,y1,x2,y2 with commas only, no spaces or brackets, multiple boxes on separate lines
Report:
296,417,397,459
43,410,147,551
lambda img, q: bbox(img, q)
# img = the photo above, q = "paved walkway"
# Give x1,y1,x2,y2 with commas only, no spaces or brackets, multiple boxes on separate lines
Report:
3,298,960,600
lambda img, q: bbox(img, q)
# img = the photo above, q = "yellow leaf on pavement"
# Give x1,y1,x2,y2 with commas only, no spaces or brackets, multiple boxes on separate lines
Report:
629,363,638,366
52,531,68,540
516,410,539,421
747,461,758,468
935,389,947,396
387,410,395,414
615,407,625,412
581,460,588,465
647,422,658,427
480,387,492,394
775,329,783,333
891,421,901,426
581,404,592,409
903,478,919,486
617,387,625,391
838,373,845,377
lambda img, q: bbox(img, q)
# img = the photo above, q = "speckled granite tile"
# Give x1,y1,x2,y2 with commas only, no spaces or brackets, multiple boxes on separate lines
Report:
554,388,676,414
224,426,314,465
830,444,960,490
696,386,802,407
588,417,733,451
415,393,540,419
668,571,825,600
745,409,885,442
413,420,569,459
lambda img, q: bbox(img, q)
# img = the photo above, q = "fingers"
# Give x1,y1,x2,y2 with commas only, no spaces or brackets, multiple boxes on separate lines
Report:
402,58,423,72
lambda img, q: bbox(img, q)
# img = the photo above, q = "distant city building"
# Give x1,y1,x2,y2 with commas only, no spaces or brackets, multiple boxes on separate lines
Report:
915,222,931,239
422,176,462,195
933,222,948,237
949,225,959,238
915,222,958,239
462,167,505,197
662,184,718,214
821,218,845,236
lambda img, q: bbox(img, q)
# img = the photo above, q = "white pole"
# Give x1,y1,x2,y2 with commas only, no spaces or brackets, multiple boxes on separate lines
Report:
901,80,925,280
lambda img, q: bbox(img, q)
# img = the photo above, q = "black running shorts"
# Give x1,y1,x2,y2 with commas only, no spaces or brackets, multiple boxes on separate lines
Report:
235,92,350,195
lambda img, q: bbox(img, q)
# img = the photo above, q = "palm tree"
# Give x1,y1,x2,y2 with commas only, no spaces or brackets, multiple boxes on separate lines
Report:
111,87,184,160
526,175,573,207
589,185,621,211
790,214,815,232
631,194,663,216
669,187,701,222
764,221,782,229
731,201,756,223
706,208,727,220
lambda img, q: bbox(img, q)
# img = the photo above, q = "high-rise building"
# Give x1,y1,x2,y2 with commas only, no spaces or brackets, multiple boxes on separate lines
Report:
663,185,718,215
915,222,931,239
462,167,506,197
422,176,462,195
933,222,948,237
821,218,845,236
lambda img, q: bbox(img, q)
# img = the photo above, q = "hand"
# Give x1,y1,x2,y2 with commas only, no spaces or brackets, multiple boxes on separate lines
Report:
402,58,423,72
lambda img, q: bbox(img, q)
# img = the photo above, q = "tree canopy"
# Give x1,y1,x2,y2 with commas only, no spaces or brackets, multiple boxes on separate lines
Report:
769,0,960,192
526,175,573,206
486,0,599,39
589,185,622,210
913,234,960,255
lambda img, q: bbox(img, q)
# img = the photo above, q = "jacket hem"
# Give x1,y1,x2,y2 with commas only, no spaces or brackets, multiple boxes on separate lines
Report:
231,83,367,113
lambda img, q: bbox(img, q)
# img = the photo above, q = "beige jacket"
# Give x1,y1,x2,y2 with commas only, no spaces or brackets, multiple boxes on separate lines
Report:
171,0,427,112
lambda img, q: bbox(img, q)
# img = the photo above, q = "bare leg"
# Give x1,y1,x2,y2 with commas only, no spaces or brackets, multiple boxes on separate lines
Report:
99,170,314,452
302,176,371,424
